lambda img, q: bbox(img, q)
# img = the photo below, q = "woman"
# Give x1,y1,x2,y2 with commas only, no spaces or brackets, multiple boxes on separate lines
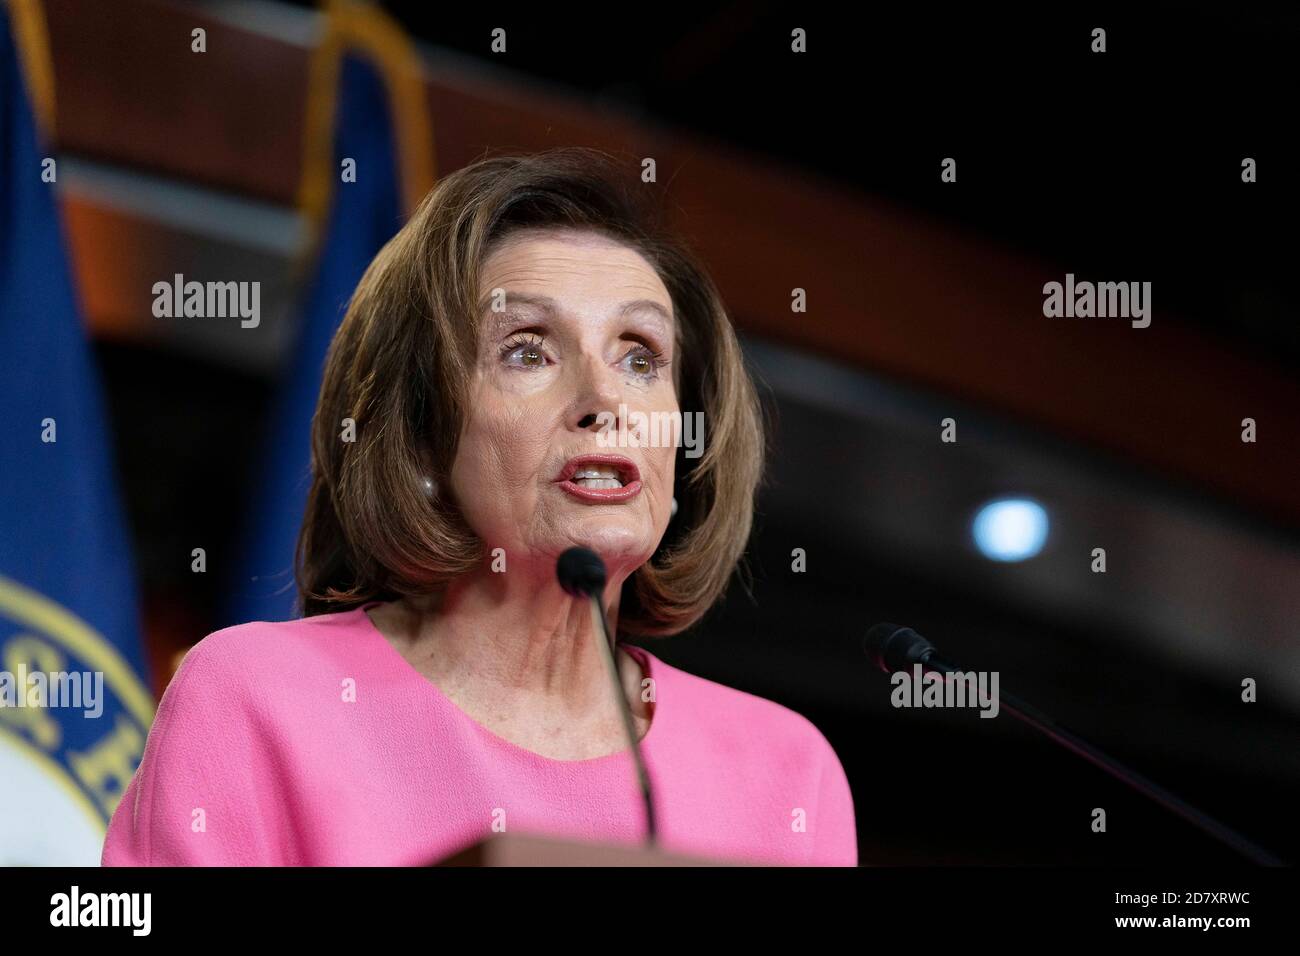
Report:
102,148,857,866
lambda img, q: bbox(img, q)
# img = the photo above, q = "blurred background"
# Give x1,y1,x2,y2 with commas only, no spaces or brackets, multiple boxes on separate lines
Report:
2,0,1297,865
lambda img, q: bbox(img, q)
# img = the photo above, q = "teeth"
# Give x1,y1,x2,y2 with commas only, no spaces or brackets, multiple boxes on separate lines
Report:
571,464,624,489
574,478,623,489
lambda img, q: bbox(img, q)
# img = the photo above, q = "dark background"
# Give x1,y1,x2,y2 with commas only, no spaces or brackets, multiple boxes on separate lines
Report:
83,1,1300,864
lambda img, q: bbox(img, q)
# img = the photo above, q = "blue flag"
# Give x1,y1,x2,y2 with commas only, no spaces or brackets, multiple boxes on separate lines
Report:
0,8,154,865
226,53,404,625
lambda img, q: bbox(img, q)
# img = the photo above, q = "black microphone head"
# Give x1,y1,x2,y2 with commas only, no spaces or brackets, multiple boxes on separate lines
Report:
557,547,606,598
864,622,935,674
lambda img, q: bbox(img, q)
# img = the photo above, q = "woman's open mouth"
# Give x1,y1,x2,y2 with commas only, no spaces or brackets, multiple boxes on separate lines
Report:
555,454,642,503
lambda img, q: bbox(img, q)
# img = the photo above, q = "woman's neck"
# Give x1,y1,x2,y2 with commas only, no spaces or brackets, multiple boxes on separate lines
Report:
367,562,650,753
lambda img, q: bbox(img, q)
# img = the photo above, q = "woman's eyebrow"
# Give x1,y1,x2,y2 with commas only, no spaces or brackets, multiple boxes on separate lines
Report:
478,294,553,343
620,299,673,324
479,291,558,317
480,292,673,327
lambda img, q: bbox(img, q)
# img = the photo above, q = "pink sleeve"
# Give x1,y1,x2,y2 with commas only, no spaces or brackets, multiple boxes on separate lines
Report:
101,633,293,866
809,737,858,866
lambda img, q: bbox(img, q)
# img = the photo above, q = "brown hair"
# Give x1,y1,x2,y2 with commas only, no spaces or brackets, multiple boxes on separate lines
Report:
297,147,763,637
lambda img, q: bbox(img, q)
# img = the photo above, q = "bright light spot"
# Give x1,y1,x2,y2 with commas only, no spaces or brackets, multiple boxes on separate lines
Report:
972,498,1049,562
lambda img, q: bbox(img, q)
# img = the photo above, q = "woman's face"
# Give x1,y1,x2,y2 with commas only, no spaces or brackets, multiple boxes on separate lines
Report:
449,227,679,579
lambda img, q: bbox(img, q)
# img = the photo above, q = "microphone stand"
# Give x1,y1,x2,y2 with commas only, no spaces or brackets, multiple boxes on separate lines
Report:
586,591,659,845
916,649,1284,867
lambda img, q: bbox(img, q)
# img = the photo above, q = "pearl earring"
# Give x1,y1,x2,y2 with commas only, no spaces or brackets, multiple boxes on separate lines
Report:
670,496,678,518
421,476,438,499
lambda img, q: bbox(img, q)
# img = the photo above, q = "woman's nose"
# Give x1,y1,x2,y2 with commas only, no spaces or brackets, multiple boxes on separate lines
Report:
569,355,623,433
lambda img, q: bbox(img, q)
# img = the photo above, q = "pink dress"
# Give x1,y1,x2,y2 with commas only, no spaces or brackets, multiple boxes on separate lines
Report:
101,604,857,866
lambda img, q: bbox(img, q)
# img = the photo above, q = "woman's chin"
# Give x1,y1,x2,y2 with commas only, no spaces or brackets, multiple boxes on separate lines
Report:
558,519,656,570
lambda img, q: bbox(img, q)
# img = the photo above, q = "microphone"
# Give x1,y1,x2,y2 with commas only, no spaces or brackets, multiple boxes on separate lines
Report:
864,622,1284,866
556,546,659,845
864,623,949,673
557,546,607,600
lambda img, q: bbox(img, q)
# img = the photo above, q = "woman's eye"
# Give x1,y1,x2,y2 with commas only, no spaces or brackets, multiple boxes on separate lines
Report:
501,337,549,369
622,346,663,377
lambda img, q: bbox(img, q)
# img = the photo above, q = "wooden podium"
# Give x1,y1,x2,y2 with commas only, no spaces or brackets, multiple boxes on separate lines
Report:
434,832,746,866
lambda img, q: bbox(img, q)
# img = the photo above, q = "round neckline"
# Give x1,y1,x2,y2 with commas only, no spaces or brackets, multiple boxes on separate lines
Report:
354,601,665,767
